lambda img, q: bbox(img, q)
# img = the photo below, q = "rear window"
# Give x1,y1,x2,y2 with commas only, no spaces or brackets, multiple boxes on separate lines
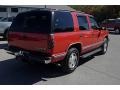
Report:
102,19,116,24
10,10,52,33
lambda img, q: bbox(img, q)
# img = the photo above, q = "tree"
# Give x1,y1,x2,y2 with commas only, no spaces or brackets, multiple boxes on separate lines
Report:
70,5,120,23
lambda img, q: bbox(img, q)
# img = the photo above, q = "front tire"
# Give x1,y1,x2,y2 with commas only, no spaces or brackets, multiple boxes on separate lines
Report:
61,48,79,73
99,38,108,55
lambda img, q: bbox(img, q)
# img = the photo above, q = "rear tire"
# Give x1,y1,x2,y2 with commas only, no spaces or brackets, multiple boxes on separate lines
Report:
61,48,79,73
99,38,108,55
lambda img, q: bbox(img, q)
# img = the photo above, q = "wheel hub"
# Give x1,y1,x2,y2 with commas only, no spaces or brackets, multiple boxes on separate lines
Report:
68,52,78,69
104,42,108,52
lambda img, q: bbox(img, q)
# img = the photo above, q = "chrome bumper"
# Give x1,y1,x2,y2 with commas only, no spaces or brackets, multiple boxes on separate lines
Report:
15,51,52,64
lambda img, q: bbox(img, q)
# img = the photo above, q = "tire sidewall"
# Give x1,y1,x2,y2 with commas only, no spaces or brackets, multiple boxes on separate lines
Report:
102,38,108,54
63,48,79,72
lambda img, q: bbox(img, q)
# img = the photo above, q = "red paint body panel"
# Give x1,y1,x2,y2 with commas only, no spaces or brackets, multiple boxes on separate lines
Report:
8,32,49,52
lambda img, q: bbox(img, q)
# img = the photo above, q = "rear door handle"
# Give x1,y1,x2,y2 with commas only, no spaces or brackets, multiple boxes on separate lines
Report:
80,35,83,37
80,35,89,38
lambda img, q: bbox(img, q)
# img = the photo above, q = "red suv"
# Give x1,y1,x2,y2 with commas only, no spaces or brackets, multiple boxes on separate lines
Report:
8,9,109,73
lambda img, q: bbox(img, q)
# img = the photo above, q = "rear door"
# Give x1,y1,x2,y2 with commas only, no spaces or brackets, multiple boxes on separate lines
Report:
77,15,93,53
53,11,74,55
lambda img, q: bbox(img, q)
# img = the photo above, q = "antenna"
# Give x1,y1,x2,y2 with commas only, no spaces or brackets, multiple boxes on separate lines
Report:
45,5,47,8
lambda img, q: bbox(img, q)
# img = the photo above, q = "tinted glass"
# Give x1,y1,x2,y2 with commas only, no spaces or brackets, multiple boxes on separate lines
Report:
10,11,52,33
77,16,89,30
102,19,116,24
116,19,120,23
54,11,73,32
90,17,99,29
108,20,116,23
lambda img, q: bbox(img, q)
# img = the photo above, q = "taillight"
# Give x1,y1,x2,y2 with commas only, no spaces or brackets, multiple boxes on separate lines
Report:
48,34,54,49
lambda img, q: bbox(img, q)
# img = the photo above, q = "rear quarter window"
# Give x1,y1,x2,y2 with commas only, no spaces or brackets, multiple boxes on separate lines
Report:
53,11,74,33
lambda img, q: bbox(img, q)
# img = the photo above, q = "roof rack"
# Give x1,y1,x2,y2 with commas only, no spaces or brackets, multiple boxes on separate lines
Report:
34,8,76,12
28,8,86,14
77,11,85,14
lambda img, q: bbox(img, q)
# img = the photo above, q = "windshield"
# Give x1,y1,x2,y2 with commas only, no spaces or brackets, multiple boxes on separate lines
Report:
10,10,52,33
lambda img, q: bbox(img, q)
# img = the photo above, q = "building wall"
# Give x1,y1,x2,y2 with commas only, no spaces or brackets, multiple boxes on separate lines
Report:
0,5,75,18
0,6,35,18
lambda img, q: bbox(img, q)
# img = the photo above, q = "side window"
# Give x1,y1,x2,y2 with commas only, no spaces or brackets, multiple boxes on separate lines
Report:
54,11,74,32
77,16,89,30
90,17,99,29
115,19,120,23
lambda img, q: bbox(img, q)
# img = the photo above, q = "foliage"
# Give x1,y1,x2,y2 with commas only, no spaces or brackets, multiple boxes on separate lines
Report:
70,5,120,23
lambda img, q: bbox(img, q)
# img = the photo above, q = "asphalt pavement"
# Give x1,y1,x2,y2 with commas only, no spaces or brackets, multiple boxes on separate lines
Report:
0,33,120,85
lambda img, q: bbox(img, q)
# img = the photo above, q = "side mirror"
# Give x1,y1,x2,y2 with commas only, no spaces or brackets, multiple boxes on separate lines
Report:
101,27,106,30
97,27,106,30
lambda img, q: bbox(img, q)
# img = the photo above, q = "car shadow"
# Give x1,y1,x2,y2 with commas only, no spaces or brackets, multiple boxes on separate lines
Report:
79,56,95,66
0,58,67,85
0,55,95,85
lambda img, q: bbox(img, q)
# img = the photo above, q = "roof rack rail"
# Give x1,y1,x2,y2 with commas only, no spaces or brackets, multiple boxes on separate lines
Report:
35,8,76,12
77,11,85,14
31,8,86,14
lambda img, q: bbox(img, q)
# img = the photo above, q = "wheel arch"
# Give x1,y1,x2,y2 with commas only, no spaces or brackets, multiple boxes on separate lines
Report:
104,35,109,41
66,42,82,54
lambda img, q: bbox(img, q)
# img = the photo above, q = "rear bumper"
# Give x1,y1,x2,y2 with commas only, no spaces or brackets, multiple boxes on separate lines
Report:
15,51,52,64
7,46,66,64
7,46,52,64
